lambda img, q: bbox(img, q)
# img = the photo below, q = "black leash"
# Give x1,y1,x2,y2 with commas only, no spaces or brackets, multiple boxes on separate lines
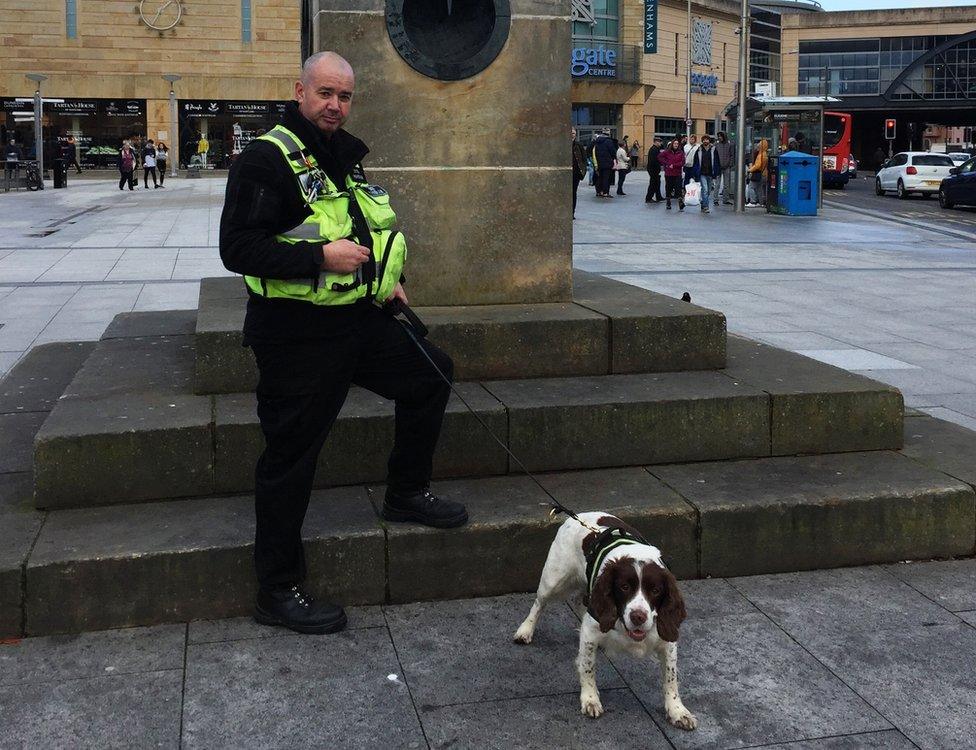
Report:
383,299,599,532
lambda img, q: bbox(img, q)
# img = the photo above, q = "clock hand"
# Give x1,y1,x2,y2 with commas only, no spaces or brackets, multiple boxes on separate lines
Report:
151,0,174,26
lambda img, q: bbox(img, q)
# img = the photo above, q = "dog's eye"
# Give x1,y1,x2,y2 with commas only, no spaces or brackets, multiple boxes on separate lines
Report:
620,583,630,592
650,586,660,596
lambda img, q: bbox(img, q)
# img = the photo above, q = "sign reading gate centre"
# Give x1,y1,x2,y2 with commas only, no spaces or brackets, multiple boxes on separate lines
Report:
571,45,617,77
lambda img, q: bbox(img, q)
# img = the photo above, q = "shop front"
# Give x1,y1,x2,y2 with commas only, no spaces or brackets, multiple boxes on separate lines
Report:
1,97,146,169
178,100,286,169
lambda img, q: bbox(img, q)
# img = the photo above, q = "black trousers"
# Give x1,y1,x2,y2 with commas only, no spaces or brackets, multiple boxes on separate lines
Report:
250,305,453,590
665,175,684,206
645,170,663,201
144,166,157,187
158,162,166,185
119,169,134,189
615,169,627,194
596,168,613,196
572,176,581,215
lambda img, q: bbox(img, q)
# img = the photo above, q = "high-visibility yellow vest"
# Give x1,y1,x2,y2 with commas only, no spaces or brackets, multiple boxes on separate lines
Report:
245,125,406,305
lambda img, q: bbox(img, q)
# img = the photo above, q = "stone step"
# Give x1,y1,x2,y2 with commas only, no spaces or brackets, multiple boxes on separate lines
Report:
193,271,728,394
15,452,975,635
32,330,904,509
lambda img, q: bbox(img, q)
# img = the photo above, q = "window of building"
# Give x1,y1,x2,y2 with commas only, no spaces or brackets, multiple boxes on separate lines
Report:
573,104,621,146
66,0,77,39
572,0,619,43
798,38,880,96
654,118,689,140
750,9,781,91
242,0,252,43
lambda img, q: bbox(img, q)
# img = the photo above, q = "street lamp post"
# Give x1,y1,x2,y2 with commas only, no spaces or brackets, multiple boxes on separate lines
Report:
685,0,693,140
734,0,749,212
26,73,48,189
162,74,181,178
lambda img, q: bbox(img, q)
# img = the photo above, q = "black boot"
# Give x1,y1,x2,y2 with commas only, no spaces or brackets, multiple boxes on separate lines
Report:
254,585,347,635
382,487,468,528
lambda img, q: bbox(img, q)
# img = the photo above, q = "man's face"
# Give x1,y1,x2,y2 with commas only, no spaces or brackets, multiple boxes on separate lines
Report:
572,128,577,140
296,60,355,136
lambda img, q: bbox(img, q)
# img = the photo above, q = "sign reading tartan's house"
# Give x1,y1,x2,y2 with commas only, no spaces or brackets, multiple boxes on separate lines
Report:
644,0,658,54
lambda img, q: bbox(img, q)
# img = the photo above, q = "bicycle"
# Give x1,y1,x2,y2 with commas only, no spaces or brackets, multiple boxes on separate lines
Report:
23,160,42,191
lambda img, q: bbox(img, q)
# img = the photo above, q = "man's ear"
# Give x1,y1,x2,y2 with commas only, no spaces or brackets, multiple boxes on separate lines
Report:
589,565,619,634
655,570,687,643
294,79,304,105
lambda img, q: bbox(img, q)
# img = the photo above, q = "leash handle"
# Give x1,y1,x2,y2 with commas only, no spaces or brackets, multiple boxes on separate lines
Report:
387,301,598,533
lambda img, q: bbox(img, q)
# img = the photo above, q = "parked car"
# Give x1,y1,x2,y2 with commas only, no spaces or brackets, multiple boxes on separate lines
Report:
946,152,971,166
938,156,976,209
875,152,956,199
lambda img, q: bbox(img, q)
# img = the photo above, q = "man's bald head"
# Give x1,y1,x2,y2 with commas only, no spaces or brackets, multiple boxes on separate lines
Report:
295,52,355,137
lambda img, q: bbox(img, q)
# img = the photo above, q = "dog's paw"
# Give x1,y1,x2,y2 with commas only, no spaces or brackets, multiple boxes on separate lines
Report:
666,706,697,731
513,624,534,644
580,692,604,719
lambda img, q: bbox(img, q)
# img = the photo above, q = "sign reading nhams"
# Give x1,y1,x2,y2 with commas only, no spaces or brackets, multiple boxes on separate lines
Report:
690,72,718,95
644,0,658,54
571,46,617,78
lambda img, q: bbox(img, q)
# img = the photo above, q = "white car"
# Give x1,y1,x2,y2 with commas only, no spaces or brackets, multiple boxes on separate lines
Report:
946,152,971,166
875,152,956,199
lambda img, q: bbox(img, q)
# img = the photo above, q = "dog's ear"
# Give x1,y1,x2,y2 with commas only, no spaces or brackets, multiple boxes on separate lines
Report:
589,564,619,633
655,569,686,643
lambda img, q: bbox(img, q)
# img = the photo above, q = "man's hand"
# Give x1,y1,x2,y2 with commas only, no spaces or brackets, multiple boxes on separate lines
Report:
322,239,370,274
386,282,408,305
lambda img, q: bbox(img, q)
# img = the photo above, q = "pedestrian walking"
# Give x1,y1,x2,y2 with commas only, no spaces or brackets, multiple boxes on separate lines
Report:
65,135,82,174
592,129,616,197
645,137,663,203
118,142,135,191
156,142,168,187
715,132,734,204
572,128,587,218
629,140,641,170
659,139,686,211
614,140,630,195
694,135,721,213
143,139,159,189
683,134,701,186
746,138,769,206
874,145,886,170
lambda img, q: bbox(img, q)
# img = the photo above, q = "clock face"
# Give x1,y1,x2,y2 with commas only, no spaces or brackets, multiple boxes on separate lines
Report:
139,0,184,31
386,0,511,81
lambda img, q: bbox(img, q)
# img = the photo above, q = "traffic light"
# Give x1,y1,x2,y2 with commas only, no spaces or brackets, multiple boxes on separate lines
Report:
884,118,896,140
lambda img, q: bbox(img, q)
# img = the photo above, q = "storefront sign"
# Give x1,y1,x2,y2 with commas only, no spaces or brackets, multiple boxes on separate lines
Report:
225,102,269,119
103,100,145,117
50,100,98,116
181,100,222,117
571,46,617,78
644,0,658,54
690,72,718,95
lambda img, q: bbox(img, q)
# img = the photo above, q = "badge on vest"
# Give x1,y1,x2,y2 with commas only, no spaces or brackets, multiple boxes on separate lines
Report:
361,184,387,198
298,169,328,204
350,163,367,183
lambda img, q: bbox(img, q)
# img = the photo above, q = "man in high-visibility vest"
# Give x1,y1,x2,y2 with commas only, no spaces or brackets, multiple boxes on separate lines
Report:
219,51,468,636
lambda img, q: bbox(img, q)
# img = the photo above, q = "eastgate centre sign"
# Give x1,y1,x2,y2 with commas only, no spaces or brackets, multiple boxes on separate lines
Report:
571,45,617,78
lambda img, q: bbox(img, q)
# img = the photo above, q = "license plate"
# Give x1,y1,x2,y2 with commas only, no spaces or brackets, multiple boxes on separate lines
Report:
924,180,940,186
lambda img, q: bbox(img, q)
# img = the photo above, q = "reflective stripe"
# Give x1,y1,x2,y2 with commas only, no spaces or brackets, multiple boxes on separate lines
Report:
281,222,323,240
262,127,304,160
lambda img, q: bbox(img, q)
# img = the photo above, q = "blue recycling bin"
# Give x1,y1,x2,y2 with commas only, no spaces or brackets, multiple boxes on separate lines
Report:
773,151,819,216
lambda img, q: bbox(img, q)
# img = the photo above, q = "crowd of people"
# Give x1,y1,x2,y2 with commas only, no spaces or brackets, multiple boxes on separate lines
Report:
116,134,170,191
572,127,773,215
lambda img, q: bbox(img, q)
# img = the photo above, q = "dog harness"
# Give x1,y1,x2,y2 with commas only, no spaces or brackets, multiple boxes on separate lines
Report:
584,525,650,599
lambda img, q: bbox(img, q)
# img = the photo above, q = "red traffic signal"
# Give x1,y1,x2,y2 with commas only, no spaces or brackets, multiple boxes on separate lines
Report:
884,119,896,140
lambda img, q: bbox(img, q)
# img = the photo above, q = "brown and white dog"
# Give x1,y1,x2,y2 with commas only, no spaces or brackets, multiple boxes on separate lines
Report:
514,512,697,730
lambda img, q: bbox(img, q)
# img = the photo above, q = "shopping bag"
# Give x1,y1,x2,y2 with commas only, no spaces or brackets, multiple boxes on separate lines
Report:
684,179,701,206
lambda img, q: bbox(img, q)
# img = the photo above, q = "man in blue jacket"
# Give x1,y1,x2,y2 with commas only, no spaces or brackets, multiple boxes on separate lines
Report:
592,129,616,198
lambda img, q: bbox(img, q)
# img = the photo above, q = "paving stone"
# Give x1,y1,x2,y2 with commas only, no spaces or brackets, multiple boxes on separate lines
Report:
101,309,198,339
573,270,726,373
959,610,976,627
728,566,958,636
0,341,94,414
652,452,976,577
676,578,757,620
0,473,42,638
0,670,182,749
214,383,508,494
884,559,976,613
799,622,976,750
754,729,917,749
182,628,425,749
0,623,185,685
900,414,976,488
610,612,890,750
383,468,698,602
25,487,383,635
187,606,385,644
384,594,624,707
483,371,770,472
420,689,672,750
724,336,904,454
0,412,46,473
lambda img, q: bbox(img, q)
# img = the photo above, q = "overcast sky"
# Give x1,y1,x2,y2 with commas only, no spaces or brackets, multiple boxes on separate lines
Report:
816,0,974,9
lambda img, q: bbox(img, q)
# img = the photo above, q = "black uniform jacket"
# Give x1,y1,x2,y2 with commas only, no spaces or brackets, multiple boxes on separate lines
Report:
219,101,371,343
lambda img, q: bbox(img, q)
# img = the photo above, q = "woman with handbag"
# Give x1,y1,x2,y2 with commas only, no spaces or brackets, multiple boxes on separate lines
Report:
614,140,630,195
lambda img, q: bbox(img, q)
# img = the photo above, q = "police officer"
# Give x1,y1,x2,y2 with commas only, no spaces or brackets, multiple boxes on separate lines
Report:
219,51,468,635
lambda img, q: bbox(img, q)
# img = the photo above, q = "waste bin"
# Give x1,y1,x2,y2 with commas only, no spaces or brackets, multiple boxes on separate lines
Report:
770,150,818,216
52,158,68,189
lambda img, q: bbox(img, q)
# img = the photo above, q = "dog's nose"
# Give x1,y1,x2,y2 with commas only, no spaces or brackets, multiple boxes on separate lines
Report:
630,609,647,627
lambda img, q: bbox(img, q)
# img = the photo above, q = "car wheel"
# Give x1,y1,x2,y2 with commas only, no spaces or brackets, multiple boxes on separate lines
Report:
875,178,884,196
940,189,954,209
897,180,909,199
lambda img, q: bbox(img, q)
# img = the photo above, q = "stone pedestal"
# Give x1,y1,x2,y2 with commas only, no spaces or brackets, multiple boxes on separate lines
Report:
315,0,572,305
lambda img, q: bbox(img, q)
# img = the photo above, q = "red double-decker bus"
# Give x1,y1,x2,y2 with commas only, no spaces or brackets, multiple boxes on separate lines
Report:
821,111,855,188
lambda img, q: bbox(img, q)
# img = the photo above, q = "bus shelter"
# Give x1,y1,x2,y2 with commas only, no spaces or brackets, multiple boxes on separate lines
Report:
725,95,841,212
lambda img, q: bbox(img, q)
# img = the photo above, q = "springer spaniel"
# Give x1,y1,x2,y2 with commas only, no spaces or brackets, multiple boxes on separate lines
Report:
514,512,697,730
